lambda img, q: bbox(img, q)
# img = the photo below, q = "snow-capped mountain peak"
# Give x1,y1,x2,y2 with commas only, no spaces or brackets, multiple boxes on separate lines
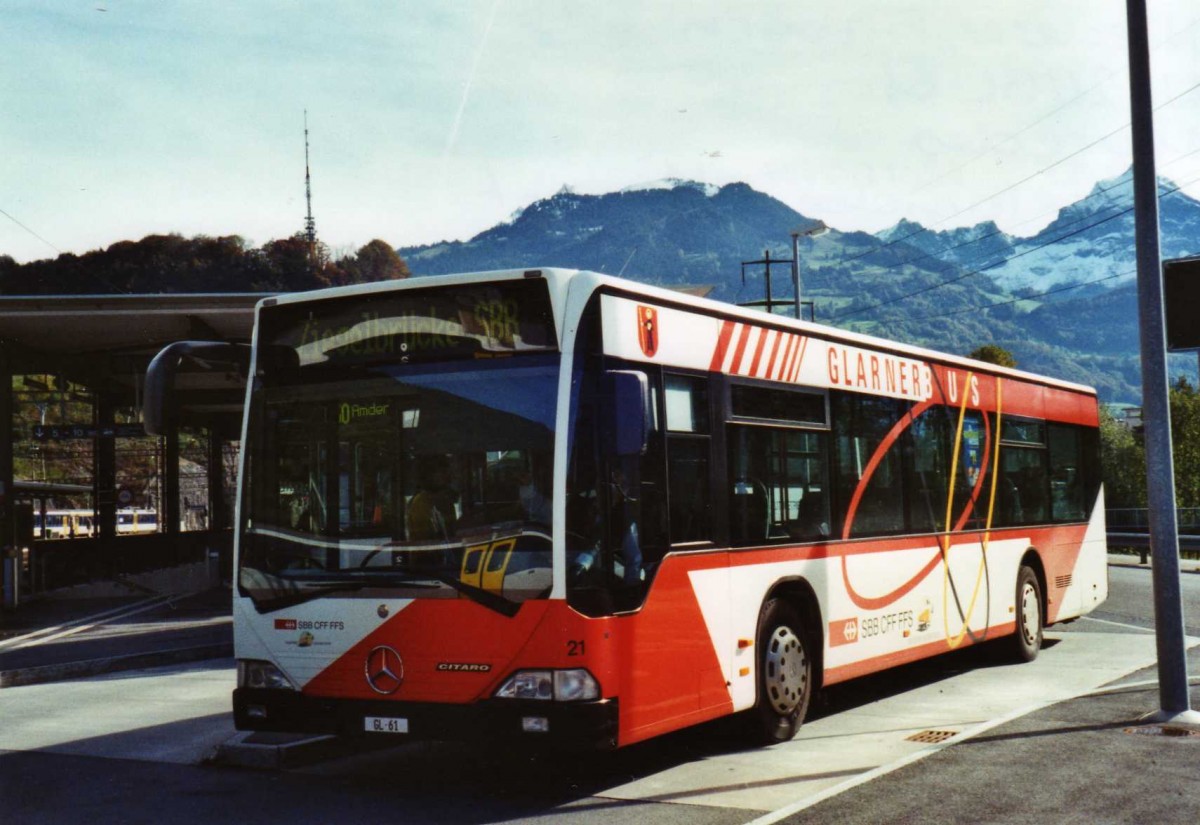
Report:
620,178,720,197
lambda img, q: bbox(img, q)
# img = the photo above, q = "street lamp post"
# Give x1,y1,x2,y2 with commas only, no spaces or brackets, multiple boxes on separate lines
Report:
1126,0,1199,725
790,220,828,321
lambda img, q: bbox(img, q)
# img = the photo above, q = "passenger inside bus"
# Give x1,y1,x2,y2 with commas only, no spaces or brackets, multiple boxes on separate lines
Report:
564,469,645,586
408,455,459,540
610,467,643,585
517,470,552,524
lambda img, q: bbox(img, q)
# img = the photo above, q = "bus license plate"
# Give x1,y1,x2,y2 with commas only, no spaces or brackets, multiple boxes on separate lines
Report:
365,716,409,734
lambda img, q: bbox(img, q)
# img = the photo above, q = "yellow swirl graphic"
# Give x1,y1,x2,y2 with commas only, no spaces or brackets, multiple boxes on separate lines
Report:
941,373,998,649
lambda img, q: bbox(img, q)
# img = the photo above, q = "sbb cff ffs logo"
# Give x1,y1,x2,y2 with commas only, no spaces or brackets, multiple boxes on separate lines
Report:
830,617,859,647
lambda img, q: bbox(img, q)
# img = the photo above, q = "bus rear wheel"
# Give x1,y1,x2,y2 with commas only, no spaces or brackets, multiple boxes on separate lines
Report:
1009,565,1043,662
747,598,812,744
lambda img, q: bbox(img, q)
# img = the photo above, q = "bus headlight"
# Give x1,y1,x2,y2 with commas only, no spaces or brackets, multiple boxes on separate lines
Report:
494,669,599,702
554,669,600,701
238,659,296,691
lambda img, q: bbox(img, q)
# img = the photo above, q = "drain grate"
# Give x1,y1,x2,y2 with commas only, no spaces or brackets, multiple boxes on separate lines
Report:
1123,725,1200,738
906,729,959,744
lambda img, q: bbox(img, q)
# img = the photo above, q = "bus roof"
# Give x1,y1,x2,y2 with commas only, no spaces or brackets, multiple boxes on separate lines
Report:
256,267,1097,398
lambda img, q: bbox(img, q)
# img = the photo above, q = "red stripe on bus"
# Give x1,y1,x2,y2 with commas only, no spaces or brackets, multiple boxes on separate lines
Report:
764,329,784,378
748,327,770,376
777,334,798,381
729,324,753,374
789,335,810,382
709,320,736,372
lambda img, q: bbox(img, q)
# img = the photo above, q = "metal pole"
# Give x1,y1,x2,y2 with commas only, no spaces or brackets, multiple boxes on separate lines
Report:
763,250,773,311
791,232,802,320
1126,0,1196,721
1,345,14,609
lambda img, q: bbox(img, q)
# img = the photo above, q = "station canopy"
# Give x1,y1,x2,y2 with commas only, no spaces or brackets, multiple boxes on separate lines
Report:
0,293,269,436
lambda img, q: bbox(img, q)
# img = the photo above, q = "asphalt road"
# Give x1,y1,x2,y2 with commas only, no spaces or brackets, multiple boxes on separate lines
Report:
1083,561,1200,637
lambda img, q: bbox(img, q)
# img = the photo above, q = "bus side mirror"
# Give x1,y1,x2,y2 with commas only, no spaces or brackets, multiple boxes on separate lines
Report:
144,341,252,436
604,370,651,457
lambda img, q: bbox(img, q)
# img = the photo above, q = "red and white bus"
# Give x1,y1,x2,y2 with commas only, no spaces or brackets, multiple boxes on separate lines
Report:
153,267,1106,749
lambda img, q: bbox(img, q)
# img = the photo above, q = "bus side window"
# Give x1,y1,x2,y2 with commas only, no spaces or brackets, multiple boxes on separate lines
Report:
727,384,830,545
664,373,711,544
997,417,1048,527
903,405,949,534
1048,423,1085,522
728,426,829,544
832,393,906,538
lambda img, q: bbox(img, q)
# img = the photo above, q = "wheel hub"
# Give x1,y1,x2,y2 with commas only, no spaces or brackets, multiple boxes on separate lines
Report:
1020,582,1039,645
764,625,807,715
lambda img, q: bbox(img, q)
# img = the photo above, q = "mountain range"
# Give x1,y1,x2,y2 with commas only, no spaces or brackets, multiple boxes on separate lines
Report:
398,172,1200,404
877,169,1200,293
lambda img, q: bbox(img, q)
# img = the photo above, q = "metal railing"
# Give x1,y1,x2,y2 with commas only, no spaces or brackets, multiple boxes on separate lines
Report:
1106,508,1200,554
1106,508,1200,531
19,530,231,596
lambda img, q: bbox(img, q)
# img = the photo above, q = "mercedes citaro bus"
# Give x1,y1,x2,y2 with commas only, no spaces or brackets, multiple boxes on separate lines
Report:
145,267,1106,749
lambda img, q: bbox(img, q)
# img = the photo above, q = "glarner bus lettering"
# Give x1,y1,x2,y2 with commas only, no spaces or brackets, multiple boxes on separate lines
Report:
826,343,932,401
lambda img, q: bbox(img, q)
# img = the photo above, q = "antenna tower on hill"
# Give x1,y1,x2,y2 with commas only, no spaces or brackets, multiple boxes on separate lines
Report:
303,110,318,263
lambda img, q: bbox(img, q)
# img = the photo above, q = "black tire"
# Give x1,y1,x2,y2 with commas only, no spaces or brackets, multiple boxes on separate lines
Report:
1009,564,1043,662
746,598,812,744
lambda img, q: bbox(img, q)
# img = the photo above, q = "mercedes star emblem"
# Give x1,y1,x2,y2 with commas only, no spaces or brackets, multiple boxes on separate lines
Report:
365,645,404,695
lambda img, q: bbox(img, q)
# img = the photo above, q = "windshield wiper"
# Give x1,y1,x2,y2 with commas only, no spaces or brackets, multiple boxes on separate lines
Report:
252,571,520,618
416,573,521,618
253,582,367,614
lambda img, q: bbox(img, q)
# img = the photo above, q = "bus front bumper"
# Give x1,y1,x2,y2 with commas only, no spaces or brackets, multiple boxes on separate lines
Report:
233,687,619,750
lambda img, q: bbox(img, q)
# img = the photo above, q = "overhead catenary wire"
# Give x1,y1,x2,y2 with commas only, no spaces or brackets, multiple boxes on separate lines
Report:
833,173,1200,323
0,206,61,256
838,142,1200,291
903,268,1132,324
835,70,1200,271
838,120,1131,270
872,11,1200,221
847,172,1140,282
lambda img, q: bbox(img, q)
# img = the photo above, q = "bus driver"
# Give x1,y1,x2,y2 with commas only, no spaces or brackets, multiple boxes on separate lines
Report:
407,456,458,541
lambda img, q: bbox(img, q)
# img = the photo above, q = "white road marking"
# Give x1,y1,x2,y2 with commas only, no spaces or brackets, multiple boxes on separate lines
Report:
0,595,173,651
1077,615,1154,633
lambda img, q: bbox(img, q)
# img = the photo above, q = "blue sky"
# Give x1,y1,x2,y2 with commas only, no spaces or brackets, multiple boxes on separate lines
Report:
3,1,1199,264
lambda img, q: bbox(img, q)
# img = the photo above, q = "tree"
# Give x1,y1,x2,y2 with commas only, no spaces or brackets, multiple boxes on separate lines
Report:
1098,380,1200,512
1169,377,1200,508
341,239,411,283
968,344,1017,368
258,235,330,291
1099,405,1146,509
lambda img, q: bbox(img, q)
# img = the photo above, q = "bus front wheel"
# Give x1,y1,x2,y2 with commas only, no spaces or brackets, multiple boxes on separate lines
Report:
747,598,812,744
1009,565,1043,662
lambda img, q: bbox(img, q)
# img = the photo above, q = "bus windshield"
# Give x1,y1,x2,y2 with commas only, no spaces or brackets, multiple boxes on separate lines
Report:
238,282,559,614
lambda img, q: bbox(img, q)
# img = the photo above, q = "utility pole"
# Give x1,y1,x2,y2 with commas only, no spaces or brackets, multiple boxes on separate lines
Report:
790,220,828,321
739,250,789,316
303,110,318,267
1125,0,1199,725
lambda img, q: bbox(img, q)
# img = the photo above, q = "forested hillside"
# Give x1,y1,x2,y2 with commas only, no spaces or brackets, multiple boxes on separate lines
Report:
0,234,410,295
